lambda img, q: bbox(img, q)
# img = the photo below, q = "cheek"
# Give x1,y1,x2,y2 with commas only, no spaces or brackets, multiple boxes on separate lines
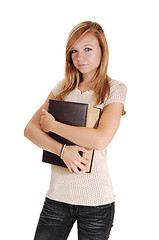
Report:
96,50,102,67
71,55,77,66
91,52,101,67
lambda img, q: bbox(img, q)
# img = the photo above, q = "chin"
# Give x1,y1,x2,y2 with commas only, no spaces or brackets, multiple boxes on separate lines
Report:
80,69,96,76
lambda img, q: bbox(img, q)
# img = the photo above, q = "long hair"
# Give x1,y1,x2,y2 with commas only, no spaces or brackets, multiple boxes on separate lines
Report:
55,21,125,115
55,21,111,106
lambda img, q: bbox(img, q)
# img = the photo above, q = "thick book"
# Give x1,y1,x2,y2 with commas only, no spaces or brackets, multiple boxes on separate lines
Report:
42,99,101,173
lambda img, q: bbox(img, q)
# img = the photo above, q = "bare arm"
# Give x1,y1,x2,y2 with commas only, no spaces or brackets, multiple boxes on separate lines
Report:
24,91,63,155
40,102,124,150
24,91,88,174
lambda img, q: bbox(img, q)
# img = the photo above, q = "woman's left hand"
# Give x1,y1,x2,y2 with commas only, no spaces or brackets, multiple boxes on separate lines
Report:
40,109,55,133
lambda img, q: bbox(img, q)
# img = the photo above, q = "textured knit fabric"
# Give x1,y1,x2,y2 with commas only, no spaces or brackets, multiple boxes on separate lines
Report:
46,79,127,206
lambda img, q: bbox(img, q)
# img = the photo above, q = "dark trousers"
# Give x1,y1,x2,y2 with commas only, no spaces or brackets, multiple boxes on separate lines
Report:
34,197,115,240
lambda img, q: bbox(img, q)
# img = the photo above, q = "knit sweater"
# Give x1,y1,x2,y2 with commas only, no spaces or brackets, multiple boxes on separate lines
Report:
46,79,127,206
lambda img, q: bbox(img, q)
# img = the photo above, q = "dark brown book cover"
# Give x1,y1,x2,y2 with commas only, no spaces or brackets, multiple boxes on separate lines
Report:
42,99,101,173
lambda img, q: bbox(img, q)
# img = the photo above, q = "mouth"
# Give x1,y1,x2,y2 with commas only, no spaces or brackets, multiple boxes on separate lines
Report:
78,64,88,67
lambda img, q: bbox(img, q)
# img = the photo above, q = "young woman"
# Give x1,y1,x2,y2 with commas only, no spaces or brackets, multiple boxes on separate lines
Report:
24,21,127,240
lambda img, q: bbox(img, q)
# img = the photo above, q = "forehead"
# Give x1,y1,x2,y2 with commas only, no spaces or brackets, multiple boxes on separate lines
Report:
73,32,99,48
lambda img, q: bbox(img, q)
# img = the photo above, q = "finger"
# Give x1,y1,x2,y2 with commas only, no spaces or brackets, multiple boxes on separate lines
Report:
77,162,87,172
71,164,81,175
72,160,86,173
40,117,44,125
73,160,85,171
39,119,42,125
40,115,44,121
42,109,47,115
79,156,88,165
77,146,89,153
67,166,73,174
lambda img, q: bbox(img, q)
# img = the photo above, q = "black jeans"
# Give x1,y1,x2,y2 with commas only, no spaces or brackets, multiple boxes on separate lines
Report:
34,197,115,240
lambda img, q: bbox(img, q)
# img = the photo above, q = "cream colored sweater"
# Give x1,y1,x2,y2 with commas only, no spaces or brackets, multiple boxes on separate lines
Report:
46,79,127,206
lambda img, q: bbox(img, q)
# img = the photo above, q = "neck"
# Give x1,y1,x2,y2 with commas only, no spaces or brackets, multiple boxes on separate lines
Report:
82,71,95,84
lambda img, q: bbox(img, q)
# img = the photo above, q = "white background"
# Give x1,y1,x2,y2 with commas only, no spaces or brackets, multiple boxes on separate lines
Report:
0,0,159,239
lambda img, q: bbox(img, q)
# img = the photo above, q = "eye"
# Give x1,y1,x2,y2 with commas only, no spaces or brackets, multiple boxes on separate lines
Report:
85,47,92,52
71,49,77,54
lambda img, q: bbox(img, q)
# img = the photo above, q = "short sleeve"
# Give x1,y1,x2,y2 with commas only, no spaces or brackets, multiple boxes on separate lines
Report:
104,79,127,107
52,80,63,97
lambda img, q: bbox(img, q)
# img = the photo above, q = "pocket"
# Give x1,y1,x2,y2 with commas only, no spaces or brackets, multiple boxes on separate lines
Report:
96,202,115,222
38,198,68,226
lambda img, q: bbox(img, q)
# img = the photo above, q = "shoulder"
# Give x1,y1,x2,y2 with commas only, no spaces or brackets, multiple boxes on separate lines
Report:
109,78,127,92
104,78,127,106
52,80,64,96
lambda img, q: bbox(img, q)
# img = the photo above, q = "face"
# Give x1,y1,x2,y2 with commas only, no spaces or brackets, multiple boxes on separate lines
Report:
71,32,102,79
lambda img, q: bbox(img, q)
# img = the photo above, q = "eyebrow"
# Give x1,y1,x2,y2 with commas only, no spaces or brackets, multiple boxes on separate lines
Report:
71,44,94,50
84,44,93,47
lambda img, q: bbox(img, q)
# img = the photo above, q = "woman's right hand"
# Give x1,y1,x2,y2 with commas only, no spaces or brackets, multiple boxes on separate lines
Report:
62,145,89,175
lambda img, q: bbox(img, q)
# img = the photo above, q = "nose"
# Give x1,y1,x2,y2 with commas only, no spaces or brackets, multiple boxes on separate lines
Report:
74,52,85,62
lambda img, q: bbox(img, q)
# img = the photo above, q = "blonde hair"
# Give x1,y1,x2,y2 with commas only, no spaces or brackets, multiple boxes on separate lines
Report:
55,21,125,115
